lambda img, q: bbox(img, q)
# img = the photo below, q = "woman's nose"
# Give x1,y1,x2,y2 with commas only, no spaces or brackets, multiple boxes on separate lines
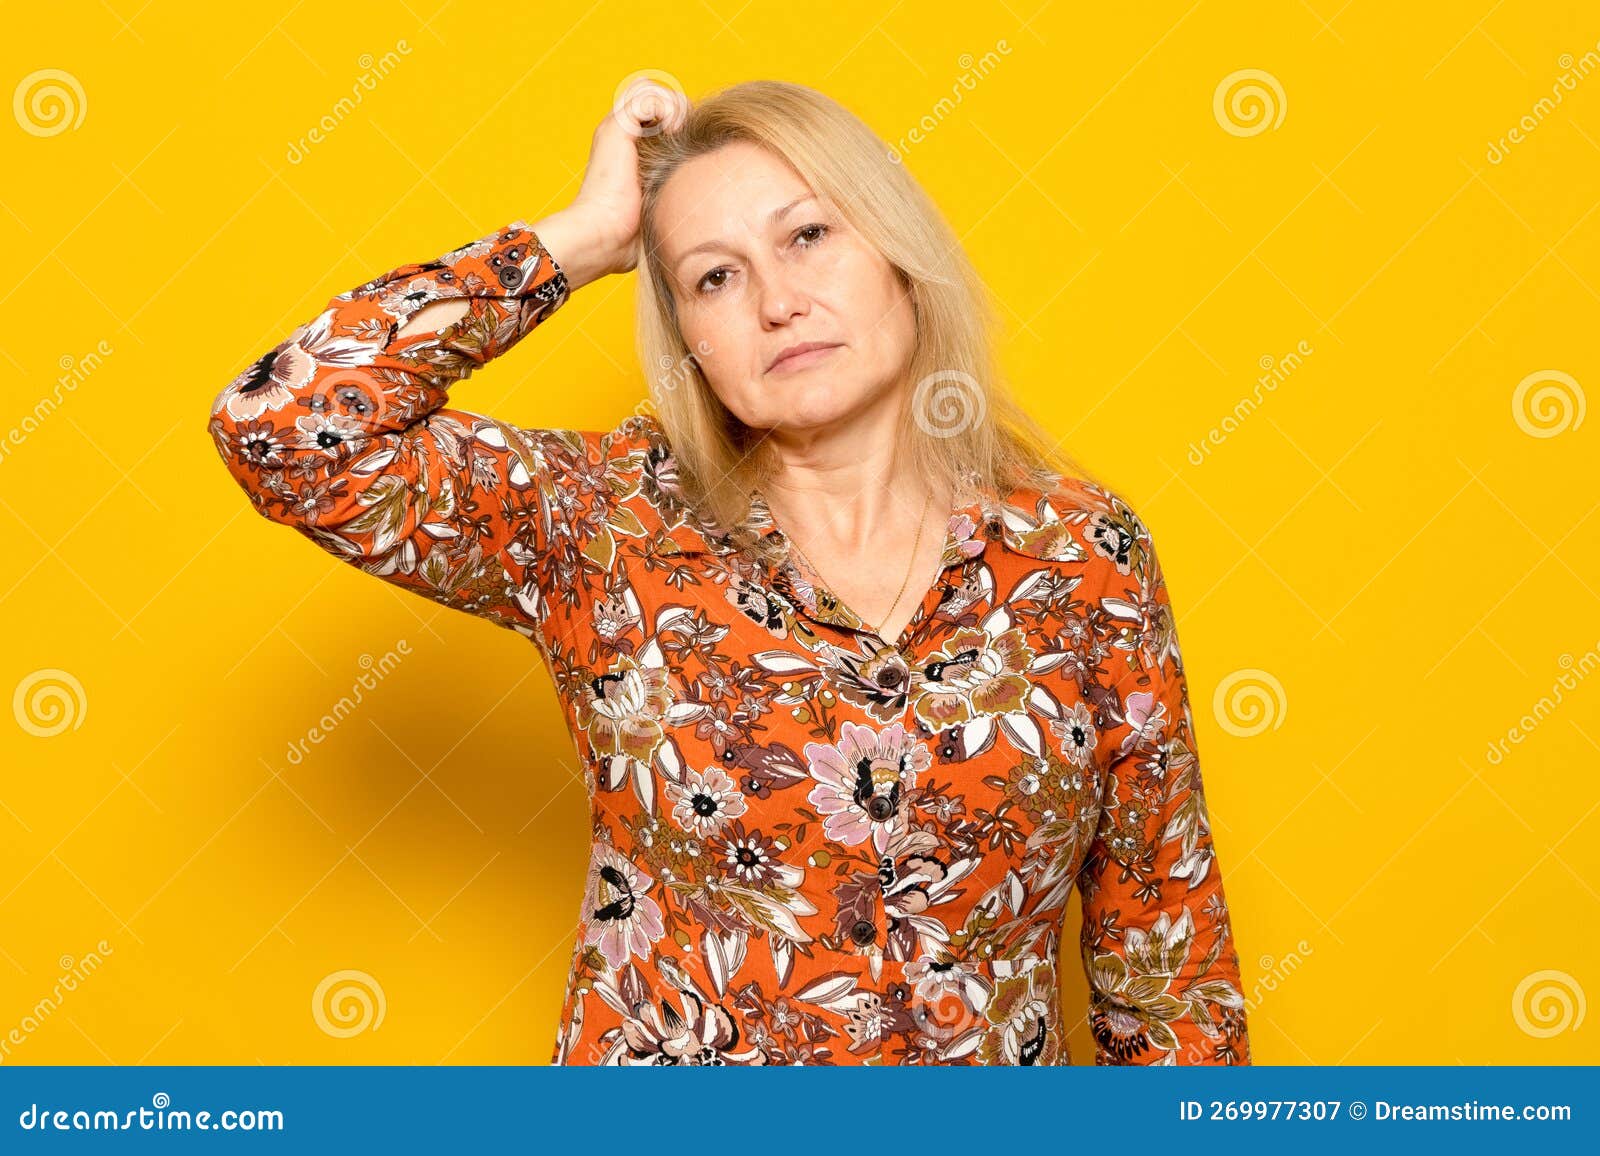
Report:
757,266,811,326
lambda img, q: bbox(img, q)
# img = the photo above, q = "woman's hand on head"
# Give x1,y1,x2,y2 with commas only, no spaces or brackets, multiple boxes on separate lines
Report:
559,75,690,279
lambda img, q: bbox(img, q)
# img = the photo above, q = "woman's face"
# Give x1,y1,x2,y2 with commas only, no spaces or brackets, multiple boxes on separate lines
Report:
653,140,916,437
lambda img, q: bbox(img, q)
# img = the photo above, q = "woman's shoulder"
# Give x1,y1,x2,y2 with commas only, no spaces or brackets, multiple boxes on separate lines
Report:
556,408,722,536
561,416,1168,592
993,469,1163,594
576,408,676,465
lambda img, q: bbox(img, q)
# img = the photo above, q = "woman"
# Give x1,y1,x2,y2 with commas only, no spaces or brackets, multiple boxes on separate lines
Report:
208,76,1251,1066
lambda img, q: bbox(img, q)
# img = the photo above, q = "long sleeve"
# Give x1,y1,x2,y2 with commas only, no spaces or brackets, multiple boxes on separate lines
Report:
207,220,574,642
1077,519,1252,1065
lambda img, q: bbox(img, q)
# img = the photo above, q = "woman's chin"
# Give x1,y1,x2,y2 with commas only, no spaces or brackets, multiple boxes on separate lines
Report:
766,406,862,437
778,401,848,425
732,376,900,436
775,385,889,428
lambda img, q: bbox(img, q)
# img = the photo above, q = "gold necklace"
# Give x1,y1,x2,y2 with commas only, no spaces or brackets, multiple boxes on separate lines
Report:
772,487,934,640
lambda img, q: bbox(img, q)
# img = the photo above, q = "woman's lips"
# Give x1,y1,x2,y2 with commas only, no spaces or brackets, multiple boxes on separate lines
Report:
768,344,842,374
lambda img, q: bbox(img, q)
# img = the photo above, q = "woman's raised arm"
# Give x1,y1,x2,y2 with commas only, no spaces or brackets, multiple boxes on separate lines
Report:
205,210,621,643
391,209,620,342
206,79,689,644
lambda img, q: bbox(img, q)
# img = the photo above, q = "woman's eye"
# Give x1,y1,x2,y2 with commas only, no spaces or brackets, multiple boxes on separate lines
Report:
696,268,730,295
694,225,828,296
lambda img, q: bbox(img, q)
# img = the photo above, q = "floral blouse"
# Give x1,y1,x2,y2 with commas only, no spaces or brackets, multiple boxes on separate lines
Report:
207,219,1252,1067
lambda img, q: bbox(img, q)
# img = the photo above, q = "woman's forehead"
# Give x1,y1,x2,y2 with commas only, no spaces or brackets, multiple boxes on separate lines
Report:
656,148,817,248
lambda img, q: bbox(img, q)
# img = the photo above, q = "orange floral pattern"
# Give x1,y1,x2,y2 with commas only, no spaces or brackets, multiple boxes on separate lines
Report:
208,219,1252,1066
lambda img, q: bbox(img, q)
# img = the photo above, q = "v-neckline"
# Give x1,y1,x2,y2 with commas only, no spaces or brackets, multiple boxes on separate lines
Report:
756,487,980,653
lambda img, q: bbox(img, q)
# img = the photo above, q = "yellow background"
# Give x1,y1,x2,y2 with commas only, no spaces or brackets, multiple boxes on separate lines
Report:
2,0,1596,1065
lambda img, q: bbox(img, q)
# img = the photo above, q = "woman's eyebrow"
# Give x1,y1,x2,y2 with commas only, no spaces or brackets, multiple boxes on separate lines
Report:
673,195,819,275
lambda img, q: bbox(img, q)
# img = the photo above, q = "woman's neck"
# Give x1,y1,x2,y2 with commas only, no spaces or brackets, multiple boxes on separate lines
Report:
756,390,904,544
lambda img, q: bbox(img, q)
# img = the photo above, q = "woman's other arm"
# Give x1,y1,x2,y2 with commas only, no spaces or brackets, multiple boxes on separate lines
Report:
1077,517,1253,1065
206,212,627,642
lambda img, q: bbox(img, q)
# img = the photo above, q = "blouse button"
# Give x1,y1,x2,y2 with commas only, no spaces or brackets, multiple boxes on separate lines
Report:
867,796,894,821
849,919,877,946
497,265,523,289
875,666,905,689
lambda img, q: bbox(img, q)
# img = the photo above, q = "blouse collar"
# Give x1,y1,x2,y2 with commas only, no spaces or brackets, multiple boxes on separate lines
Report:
645,477,1085,566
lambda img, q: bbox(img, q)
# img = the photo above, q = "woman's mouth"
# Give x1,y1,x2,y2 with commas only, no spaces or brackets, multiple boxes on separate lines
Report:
767,343,843,374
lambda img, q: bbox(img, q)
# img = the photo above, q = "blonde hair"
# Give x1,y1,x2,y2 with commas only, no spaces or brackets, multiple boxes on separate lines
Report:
632,79,1095,564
